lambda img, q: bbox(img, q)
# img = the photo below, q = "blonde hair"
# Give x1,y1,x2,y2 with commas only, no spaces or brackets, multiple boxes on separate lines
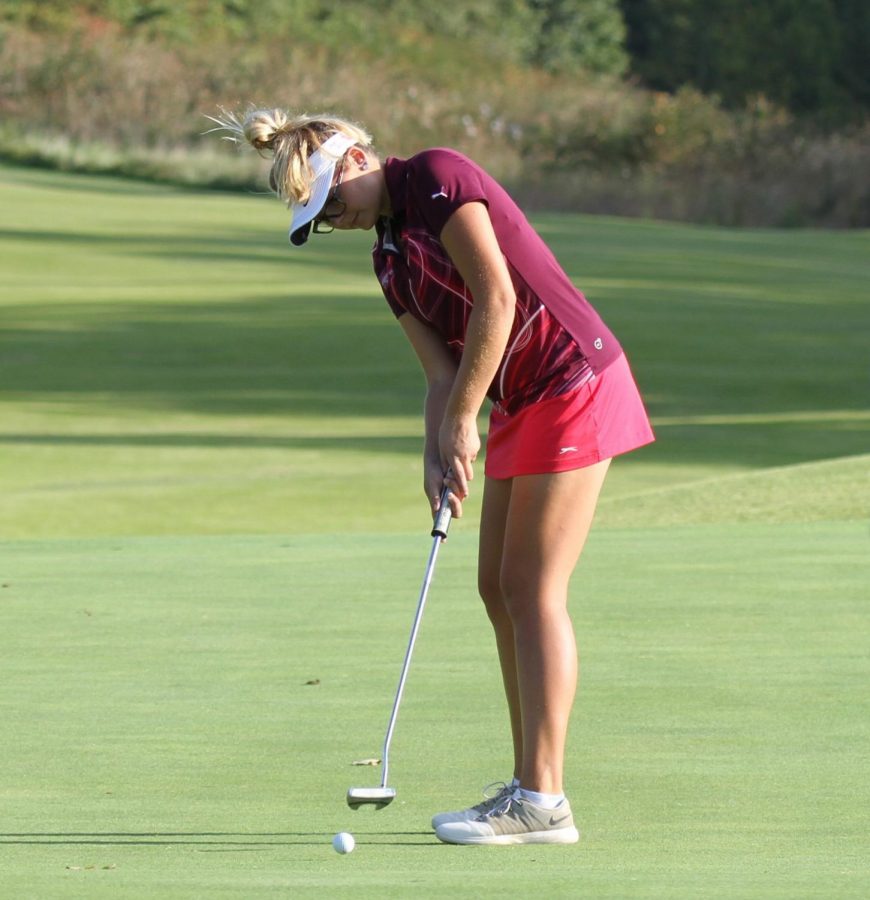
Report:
207,108,373,206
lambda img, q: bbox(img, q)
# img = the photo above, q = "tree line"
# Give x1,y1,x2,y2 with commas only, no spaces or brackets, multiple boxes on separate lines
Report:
3,0,867,123
1,1,867,225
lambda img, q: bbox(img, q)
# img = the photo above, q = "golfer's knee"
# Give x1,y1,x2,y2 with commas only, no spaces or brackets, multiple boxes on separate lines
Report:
478,567,506,618
499,566,563,625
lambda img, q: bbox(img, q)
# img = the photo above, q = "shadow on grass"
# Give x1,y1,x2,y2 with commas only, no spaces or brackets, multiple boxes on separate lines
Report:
2,294,420,420
0,432,424,455
0,221,372,277
0,832,437,848
2,417,868,469
2,195,868,470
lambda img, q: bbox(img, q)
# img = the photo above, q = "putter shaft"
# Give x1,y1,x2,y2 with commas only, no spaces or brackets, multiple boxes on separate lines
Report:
380,530,444,789
348,489,452,808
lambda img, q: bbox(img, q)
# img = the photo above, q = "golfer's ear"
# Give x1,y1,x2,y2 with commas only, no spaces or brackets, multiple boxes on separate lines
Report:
349,147,369,170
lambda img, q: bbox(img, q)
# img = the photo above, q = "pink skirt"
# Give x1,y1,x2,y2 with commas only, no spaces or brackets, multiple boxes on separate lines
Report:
485,353,655,479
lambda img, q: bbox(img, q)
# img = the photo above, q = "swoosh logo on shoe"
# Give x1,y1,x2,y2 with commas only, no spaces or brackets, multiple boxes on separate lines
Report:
549,813,572,827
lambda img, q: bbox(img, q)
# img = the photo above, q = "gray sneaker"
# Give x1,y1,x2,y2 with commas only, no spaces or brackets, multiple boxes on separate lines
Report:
435,792,580,845
431,782,515,830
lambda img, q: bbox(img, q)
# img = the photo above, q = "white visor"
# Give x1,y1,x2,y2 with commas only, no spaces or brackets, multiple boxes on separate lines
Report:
288,132,358,247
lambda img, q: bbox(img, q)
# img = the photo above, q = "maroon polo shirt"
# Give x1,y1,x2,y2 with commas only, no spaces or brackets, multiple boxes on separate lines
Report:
373,149,622,415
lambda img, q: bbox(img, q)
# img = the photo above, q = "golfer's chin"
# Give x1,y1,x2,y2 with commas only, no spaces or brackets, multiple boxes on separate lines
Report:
340,211,377,233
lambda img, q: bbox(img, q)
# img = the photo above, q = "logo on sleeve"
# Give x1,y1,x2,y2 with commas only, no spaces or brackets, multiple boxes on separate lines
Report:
431,187,448,199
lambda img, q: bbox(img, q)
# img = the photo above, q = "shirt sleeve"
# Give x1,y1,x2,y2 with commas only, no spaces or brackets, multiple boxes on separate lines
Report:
406,149,489,238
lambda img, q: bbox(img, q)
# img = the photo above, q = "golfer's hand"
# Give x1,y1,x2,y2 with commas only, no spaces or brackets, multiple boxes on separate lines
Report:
425,460,463,520
439,414,480,504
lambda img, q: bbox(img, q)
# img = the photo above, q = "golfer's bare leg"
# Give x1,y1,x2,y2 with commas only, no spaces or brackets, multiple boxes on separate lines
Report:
478,475,523,781
500,460,610,795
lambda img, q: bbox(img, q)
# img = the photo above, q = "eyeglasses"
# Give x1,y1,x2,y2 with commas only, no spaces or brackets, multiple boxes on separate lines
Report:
312,155,347,235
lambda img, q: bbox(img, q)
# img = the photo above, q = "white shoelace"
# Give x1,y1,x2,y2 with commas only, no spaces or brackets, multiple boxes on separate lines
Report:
484,791,521,820
480,781,510,800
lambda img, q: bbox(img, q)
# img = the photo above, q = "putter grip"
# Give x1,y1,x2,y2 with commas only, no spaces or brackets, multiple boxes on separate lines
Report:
431,487,452,539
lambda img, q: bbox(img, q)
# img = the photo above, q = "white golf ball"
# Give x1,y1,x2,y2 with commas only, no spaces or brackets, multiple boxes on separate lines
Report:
332,831,355,854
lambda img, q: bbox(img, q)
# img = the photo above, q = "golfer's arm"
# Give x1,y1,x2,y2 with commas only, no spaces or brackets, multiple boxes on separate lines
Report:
439,202,516,422
398,314,458,466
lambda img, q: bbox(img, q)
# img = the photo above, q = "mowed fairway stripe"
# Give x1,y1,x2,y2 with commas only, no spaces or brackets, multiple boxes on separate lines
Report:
1,163,869,539
598,452,870,526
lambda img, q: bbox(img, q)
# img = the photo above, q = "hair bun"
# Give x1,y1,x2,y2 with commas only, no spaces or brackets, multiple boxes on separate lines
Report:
243,108,289,152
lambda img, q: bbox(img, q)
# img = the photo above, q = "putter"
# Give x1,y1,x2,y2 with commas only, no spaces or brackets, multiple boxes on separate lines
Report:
347,487,453,810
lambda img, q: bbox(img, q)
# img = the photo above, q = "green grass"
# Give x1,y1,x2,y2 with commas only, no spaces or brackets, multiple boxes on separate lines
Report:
2,527,868,897
1,163,868,897
2,164,867,537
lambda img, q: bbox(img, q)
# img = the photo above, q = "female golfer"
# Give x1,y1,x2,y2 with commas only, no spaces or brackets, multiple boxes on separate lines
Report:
216,109,654,845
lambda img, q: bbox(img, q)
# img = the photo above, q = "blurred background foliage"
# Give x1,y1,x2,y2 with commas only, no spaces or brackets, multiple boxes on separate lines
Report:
0,0,867,225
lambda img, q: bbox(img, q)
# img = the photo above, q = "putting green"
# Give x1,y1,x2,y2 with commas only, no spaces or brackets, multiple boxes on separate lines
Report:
1,525,867,897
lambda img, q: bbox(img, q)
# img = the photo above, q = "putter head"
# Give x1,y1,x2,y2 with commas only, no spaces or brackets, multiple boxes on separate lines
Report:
346,787,396,810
